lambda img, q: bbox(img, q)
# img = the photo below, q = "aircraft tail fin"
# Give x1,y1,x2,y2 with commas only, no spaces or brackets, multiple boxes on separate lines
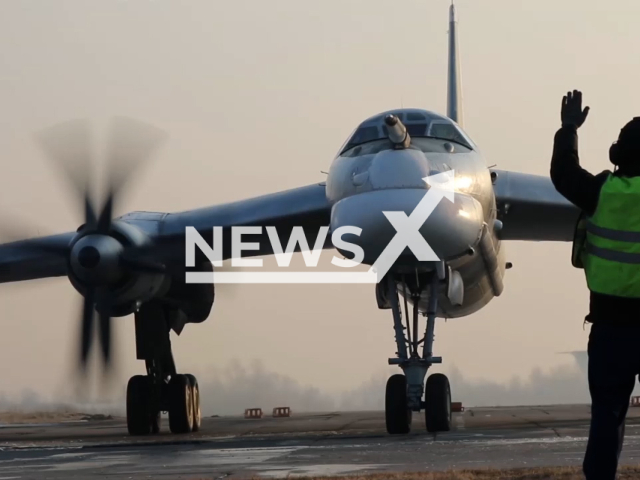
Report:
447,2,463,126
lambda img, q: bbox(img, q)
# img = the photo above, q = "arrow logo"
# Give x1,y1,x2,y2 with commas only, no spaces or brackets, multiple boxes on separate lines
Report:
368,170,455,281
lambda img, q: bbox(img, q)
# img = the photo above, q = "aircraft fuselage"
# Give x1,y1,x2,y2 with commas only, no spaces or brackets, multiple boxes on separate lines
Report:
327,108,505,318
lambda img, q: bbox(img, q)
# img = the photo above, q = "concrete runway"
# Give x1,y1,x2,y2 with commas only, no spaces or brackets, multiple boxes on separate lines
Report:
1,405,640,479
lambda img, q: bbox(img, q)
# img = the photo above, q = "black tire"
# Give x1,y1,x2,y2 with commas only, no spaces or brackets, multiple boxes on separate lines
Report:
385,374,412,434
169,374,194,434
186,374,201,432
127,375,151,436
425,373,451,433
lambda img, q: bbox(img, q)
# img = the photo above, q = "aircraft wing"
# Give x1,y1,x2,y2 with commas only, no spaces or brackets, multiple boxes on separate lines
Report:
152,182,332,260
0,183,332,284
491,169,580,242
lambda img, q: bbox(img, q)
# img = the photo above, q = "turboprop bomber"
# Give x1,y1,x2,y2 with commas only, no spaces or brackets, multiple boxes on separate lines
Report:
0,3,579,436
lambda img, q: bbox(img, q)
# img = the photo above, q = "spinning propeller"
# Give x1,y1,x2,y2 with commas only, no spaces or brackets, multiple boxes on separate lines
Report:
33,117,168,373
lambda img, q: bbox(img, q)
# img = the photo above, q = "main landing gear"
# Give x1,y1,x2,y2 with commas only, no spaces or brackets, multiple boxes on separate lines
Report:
384,267,452,435
126,303,202,435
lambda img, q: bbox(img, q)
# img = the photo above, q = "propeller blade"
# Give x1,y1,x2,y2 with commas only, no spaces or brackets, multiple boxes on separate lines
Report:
80,288,96,368
32,118,167,378
92,117,167,235
97,310,112,368
85,195,97,230
104,116,167,209
35,119,98,227
96,195,113,235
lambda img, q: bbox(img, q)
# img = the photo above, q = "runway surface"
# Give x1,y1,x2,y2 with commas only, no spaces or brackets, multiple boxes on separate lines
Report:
1,405,640,478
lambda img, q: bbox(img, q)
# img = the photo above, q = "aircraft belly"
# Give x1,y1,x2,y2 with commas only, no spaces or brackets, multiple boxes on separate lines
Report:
414,230,504,318
435,256,497,318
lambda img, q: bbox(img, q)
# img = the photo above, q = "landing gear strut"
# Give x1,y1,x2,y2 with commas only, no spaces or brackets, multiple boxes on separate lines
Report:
385,266,452,435
125,303,201,436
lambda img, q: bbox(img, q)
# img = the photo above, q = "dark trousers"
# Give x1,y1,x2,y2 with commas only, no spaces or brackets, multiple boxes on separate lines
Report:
583,322,640,480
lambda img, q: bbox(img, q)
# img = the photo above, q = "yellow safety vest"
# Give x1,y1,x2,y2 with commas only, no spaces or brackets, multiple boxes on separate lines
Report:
575,175,640,297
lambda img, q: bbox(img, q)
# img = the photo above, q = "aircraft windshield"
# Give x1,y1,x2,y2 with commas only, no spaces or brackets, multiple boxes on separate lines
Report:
339,109,474,155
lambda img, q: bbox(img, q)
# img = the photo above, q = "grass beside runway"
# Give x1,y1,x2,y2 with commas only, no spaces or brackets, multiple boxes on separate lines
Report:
245,466,640,479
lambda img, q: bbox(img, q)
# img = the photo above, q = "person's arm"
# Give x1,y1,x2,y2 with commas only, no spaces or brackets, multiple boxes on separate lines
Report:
550,124,607,216
549,90,607,216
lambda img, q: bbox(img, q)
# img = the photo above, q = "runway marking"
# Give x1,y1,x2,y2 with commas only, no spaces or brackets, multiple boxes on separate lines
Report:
0,421,87,429
49,452,91,459
191,447,302,465
448,436,590,446
0,446,83,452
42,452,139,471
254,463,387,478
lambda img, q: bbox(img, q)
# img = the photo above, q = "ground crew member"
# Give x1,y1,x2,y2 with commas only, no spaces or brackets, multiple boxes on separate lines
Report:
550,89,640,480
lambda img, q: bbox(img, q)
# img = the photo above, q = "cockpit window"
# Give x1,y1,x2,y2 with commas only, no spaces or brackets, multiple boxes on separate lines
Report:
428,123,468,146
406,123,428,136
340,139,393,158
406,112,426,121
339,109,474,155
348,126,379,146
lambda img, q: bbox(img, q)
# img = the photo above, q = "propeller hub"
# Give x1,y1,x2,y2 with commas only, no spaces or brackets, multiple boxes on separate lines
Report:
78,246,100,269
70,234,124,285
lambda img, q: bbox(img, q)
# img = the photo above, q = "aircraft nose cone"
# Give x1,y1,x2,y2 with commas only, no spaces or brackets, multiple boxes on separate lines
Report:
330,188,484,267
78,246,100,268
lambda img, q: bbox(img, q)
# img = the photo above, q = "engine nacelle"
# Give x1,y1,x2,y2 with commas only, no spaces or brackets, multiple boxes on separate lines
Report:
67,221,167,317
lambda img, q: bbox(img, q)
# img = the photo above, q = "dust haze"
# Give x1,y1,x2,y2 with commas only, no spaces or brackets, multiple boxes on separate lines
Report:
1,0,640,413
6,355,640,417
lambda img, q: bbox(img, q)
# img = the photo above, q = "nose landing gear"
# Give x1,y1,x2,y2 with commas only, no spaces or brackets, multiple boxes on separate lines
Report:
384,268,452,435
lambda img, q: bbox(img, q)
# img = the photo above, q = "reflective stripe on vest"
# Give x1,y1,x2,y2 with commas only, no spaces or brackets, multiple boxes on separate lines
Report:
585,242,640,264
583,175,640,298
586,221,640,243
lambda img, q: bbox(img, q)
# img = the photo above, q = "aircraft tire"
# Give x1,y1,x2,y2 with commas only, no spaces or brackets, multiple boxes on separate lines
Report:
385,374,412,434
425,373,451,433
169,374,194,434
185,374,201,432
127,375,152,436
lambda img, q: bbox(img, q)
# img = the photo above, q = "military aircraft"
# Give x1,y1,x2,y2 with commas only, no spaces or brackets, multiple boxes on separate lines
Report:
0,2,579,436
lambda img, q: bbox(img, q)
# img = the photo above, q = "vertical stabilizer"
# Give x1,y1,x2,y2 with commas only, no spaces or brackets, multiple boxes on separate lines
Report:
447,2,463,126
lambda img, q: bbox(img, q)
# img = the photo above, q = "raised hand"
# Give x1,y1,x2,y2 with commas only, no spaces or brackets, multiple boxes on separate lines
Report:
561,90,590,129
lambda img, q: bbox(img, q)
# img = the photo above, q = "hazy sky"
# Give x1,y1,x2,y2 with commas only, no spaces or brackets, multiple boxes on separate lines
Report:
1,0,640,407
